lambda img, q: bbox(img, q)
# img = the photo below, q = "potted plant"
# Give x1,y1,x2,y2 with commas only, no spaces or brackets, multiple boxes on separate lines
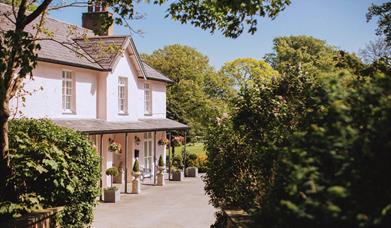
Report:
158,138,169,146
157,155,165,186
132,159,141,193
108,139,121,153
158,154,165,172
104,167,120,203
171,155,184,181
185,153,199,177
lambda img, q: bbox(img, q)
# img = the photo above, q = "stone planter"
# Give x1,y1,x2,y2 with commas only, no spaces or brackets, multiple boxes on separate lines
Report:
157,166,165,186
104,188,120,203
186,167,198,177
171,170,184,181
132,172,141,194
0,207,63,228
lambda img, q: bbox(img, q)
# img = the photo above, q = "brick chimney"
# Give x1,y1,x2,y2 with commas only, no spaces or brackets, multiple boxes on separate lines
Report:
82,1,114,36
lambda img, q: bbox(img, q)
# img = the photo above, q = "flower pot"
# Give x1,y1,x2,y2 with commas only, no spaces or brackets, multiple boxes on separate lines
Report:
133,171,141,180
171,170,184,181
186,167,198,177
104,188,120,203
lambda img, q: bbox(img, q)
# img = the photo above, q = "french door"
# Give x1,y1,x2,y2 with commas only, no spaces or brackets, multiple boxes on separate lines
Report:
144,132,153,170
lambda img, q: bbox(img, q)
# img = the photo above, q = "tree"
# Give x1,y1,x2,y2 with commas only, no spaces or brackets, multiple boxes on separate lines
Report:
265,35,365,76
0,0,292,203
219,58,279,89
360,38,391,65
142,45,231,139
367,2,391,46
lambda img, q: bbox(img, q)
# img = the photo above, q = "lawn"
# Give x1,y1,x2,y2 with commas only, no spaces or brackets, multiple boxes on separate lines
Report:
172,143,206,157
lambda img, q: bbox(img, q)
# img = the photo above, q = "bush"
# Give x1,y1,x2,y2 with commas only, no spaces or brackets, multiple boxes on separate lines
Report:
133,159,140,172
158,154,164,167
172,155,184,170
195,154,208,173
106,167,119,177
5,118,100,227
204,68,391,227
185,153,197,167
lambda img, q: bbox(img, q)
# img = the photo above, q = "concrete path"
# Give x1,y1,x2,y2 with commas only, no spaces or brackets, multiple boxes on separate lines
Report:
92,176,217,228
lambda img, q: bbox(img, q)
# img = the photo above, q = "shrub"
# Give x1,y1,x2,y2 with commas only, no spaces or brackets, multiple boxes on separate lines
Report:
158,155,164,167
105,167,119,188
105,167,119,177
5,118,100,227
133,159,140,172
204,68,391,227
185,153,197,167
172,155,184,170
195,154,208,173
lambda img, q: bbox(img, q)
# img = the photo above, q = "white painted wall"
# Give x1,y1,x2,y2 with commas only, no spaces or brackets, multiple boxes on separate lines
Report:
106,54,167,121
136,79,167,119
11,53,168,121
11,62,98,119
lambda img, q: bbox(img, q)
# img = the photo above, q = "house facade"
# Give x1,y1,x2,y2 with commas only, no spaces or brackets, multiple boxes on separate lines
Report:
1,3,188,195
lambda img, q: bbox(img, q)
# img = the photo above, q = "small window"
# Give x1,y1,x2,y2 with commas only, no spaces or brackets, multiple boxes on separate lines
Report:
62,71,74,112
144,83,152,115
118,77,128,114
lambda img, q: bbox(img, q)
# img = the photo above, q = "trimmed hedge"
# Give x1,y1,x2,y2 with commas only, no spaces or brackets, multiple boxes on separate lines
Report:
5,119,100,227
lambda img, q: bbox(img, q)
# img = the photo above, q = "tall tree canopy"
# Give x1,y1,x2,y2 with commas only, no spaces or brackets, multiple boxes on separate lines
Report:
265,35,365,76
367,2,391,46
219,58,279,89
142,45,232,139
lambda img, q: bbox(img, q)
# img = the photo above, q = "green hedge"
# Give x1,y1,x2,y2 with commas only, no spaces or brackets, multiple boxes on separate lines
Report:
4,119,100,227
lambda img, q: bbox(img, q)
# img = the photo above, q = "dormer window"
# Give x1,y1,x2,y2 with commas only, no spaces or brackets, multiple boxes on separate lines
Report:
144,83,152,115
118,77,128,114
62,71,75,113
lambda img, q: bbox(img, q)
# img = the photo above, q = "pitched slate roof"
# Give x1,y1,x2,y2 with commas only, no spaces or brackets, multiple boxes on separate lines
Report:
142,62,174,83
73,36,129,70
0,3,102,70
52,118,188,134
0,3,173,82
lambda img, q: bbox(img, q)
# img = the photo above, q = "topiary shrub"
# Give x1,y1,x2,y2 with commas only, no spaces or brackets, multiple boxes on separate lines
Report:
6,118,100,227
133,159,140,173
158,155,164,167
106,167,119,188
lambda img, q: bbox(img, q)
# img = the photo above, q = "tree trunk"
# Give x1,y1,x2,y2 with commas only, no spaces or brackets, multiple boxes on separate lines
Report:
0,99,16,202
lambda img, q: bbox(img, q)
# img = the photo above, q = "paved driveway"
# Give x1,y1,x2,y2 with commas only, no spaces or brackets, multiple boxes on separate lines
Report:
92,176,217,228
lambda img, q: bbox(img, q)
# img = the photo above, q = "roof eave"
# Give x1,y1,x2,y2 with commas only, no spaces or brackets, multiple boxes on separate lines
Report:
38,58,108,71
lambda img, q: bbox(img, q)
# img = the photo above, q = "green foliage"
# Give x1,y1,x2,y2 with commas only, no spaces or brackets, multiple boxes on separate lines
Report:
142,45,233,139
265,35,365,75
172,155,184,170
158,154,164,167
219,58,279,89
108,141,121,153
185,153,197,167
155,0,291,38
106,167,119,177
367,2,391,46
2,119,100,227
132,159,140,172
205,61,391,227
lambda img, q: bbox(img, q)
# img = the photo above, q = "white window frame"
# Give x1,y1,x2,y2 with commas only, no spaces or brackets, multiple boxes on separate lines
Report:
143,132,153,170
62,70,75,113
118,77,128,114
144,82,152,115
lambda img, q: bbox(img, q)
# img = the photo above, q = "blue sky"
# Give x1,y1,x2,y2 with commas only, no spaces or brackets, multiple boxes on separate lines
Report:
50,0,386,69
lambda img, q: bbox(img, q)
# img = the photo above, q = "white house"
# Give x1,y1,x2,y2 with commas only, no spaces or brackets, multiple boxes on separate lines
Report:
0,3,188,194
